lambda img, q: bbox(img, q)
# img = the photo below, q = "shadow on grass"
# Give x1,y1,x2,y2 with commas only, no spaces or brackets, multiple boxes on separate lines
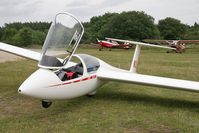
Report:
47,89,199,115
32,89,199,116
95,89,199,111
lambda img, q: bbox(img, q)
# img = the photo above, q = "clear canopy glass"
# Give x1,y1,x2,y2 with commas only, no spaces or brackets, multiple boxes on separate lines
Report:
39,12,84,69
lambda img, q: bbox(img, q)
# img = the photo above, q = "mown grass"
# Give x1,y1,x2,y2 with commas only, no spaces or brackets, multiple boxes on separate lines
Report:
0,46,199,133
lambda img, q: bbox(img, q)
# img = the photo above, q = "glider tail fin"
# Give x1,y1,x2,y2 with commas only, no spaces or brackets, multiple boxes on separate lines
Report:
105,37,176,73
130,44,141,73
129,42,175,73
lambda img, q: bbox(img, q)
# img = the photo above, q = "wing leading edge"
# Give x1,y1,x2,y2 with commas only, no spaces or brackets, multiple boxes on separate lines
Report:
97,68,199,92
0,42,41,61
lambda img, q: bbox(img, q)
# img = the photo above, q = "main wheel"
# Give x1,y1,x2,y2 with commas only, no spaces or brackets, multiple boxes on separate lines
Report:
86,91,96,97
86,94,95,97
42,100,52,108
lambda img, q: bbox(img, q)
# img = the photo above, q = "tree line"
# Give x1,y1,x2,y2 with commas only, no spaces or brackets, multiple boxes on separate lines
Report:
0,22,51,47
0,11,199,47
83,11,199,43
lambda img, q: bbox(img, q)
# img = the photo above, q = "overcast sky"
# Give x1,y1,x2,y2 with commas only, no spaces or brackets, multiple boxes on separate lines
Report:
0,0,199,26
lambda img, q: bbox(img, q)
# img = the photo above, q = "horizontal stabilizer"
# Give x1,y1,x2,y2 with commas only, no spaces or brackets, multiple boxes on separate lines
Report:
106,37,175,50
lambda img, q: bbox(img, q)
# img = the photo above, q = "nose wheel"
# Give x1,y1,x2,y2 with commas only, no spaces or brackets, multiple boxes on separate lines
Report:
41,100,52,108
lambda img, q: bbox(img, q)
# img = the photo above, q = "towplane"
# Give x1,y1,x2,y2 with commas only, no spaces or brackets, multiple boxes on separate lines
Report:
0,12,199,108
97,38,130,51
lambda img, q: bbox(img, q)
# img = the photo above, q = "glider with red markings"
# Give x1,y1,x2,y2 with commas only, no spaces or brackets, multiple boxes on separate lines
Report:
0,12,199,108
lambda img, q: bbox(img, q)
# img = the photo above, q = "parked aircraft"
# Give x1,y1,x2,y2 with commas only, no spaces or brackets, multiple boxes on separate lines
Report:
1,12,199,108
145,39,199,53
97,38,130,51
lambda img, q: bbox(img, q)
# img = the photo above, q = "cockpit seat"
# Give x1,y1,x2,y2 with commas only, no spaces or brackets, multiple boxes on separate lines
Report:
66,72,74,80
66,71,78,80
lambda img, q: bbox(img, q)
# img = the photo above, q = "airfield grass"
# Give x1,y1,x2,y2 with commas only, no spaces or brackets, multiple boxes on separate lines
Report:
0,46,199,133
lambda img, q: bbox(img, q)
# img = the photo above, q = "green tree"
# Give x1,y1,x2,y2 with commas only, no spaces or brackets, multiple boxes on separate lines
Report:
85,12,117,42
12,27,32,46
81,22,91,43
1,28,17,43
4,22,51,32
1,22,50,46
0,27,3,40
184,22,199,39
99,11,159,41
158,17,187,39
32,30,46,45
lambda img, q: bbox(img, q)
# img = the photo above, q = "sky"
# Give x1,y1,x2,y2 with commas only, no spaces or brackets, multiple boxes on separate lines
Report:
0,0,199,26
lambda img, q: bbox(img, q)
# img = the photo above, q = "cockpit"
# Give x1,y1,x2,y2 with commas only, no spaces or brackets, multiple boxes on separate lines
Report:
37,12,100,82
55,62,83,81
38,12,84,69
55,54,100,81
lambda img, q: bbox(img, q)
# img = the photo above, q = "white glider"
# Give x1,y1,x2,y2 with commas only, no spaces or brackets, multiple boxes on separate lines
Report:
0,12,199,108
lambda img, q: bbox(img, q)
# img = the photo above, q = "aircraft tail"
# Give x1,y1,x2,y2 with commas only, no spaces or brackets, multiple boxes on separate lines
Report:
105,38,175,73
96,38,101,43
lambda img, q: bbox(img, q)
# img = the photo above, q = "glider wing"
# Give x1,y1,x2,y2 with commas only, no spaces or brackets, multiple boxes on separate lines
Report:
0,42,41,61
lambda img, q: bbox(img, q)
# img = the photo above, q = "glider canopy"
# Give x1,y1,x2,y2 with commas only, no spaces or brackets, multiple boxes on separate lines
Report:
39,13,84,69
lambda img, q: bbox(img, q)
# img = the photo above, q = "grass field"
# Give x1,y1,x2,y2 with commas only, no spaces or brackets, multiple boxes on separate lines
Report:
0,46,199,133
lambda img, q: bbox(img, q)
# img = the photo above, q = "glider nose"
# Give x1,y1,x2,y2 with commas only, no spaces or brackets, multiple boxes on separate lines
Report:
17,70,41,97
18,68,61,99
18,88,22,93
18,80,33,96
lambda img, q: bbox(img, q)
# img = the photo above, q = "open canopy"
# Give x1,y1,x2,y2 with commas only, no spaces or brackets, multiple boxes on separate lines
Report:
39,12,84,69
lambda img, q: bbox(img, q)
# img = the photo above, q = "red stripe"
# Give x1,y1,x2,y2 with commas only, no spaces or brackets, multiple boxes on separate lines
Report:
91,75,97,79
133,60,138,68
73,80,81,83
82,77,89,81
48,75,97,87
62,82,72,85
49,84,62,87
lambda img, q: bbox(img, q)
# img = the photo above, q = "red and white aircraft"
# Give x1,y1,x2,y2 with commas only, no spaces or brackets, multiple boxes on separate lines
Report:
165,40,199,53
165,40,199,45
146,40,199,53
1,12,199,108
97,38,130,51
